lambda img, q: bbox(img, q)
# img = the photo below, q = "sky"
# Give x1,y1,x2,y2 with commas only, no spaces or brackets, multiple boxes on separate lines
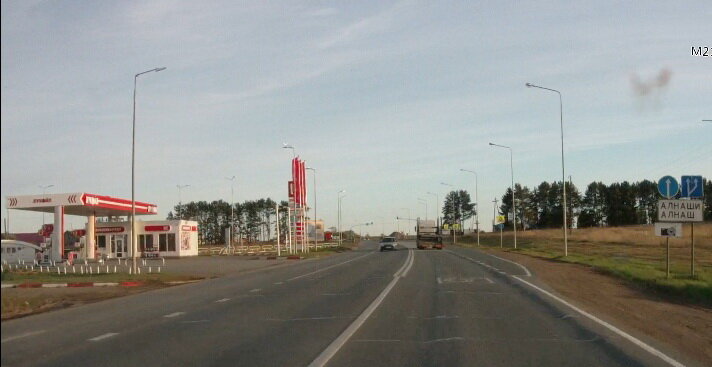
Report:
2,0,711,235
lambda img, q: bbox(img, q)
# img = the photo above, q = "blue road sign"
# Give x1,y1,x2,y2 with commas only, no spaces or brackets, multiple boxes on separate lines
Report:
681,175,704,198
657,176,679,199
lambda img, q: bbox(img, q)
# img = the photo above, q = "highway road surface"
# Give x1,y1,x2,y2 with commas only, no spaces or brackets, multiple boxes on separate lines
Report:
1,240,689,367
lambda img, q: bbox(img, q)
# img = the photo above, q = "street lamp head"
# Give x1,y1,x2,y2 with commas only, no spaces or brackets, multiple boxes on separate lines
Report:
525,82,533,88
488,142,494,146
154,67,167,72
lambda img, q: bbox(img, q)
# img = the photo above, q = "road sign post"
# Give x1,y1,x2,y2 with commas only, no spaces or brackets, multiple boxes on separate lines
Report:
657,173,706,279
680,175,704,277
688,217,696,279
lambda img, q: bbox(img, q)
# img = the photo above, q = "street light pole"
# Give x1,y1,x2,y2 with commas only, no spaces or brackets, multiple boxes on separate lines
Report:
526,83,567,256
132,67,166,274
488,143,516,249
176,184,190,219
307,167,317,249
38,184,54,226
225,176,236,247
460,169,479,247
282,144,297,251
427,192,439,223
400,208,411,236
441,182,457,244
338,190,346,246
417,198,428,221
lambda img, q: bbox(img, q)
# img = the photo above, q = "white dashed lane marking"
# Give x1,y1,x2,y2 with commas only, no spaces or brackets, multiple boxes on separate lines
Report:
88,333,118,342
163,312,186,318
2,330,46,343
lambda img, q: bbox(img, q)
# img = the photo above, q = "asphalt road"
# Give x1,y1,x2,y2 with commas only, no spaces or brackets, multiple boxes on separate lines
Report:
1,240,685,367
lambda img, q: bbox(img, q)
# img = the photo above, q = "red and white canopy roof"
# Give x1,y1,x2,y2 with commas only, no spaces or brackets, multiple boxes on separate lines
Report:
6,193,158,217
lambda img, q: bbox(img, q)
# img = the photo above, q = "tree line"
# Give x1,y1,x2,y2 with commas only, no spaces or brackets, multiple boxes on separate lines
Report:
491,178,711,230
167,199,291,245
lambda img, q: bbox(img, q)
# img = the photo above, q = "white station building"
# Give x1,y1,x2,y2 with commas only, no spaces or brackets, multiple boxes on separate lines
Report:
6,192,198,261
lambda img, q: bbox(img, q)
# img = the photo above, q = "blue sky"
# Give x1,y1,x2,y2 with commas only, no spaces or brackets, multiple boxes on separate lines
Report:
2,0,711,234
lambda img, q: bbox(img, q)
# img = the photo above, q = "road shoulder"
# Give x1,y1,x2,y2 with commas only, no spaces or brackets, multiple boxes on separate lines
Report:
478,248,712,365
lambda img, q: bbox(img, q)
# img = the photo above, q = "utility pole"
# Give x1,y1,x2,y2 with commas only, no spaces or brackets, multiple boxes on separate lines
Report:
307,167,317,250
132,66,166,274
38,184,54,226
489,143,516,249
276,203,281,257
493,198,501,248
526,83,567,256
460,169,479,247
338,190,346,247
441,183,456,244
225,176,236,248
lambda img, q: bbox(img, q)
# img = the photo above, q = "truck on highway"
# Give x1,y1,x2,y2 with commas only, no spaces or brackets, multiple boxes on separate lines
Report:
416,219,443,250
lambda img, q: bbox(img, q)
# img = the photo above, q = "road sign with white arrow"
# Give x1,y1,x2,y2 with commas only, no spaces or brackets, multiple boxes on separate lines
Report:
657,176,679,199
680,175,704,198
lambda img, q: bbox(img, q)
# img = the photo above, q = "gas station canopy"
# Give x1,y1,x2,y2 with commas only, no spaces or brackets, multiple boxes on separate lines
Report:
6,193,158,217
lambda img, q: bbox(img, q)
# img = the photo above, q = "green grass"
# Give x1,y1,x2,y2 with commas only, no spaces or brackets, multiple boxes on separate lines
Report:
459,237,712,306
1,270,200,284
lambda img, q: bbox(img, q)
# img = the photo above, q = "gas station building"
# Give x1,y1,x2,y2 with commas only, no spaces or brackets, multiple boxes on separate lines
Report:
6,192,198,261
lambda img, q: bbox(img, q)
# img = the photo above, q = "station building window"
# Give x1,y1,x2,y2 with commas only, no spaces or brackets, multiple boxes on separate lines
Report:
138,234,154,251
159,234,167,251
167,233,176,252
97,236,106,249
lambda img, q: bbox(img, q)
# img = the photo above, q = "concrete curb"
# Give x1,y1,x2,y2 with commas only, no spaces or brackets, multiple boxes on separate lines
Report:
1,281,143,289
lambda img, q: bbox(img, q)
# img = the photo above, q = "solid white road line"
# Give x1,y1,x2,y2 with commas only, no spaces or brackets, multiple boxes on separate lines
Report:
287,252,374,281
215,298,230,303
484,253,532,277
485,277,494,284
1,330,46,343
88,333,118,342
163,312,186,318
309,250,413,367
249,288,261,292
512,275,684,367
400,250,415,277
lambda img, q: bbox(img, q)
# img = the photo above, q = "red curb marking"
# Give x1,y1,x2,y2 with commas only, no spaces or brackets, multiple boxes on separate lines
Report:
68,282,94,287
120,281,143,287
286,256,301,260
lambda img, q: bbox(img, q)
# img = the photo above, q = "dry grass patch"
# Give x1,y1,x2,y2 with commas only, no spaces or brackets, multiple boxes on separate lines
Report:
461,223,712,306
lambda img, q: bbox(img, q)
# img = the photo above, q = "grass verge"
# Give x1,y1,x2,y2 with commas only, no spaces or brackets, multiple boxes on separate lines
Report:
460,234,712,307
1,271,202,285
1,272,204,321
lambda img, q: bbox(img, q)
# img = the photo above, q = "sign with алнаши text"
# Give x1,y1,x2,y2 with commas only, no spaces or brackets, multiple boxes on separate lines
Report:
657,199,704,222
